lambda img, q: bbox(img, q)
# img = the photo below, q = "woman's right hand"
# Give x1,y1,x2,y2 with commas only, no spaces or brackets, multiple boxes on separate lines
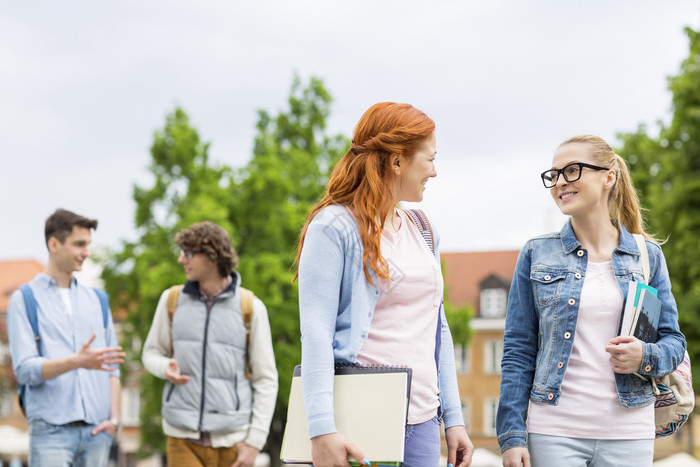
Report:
311,432,369,467
502,447,530,467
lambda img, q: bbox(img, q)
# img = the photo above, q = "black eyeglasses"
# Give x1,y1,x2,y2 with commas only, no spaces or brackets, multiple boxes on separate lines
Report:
180,249,203,259
541,162,609,188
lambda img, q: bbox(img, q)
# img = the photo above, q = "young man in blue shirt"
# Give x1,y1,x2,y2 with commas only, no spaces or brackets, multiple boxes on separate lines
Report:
7,208,125,467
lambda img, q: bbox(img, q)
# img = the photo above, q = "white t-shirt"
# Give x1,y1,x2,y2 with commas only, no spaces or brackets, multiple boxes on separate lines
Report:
58,288,72,316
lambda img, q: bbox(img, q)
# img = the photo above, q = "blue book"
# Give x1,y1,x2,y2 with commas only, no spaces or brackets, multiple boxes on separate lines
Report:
631,288,662,343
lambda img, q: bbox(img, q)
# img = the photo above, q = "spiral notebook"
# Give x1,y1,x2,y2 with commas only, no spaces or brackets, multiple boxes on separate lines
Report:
280,364,412,466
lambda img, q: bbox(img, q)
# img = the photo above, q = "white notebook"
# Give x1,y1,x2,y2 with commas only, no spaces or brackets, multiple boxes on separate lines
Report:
281,364,412,466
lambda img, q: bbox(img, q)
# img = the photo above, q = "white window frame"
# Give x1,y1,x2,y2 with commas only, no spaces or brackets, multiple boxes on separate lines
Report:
0,386,14,417
454,343,470,375
461,397,471,432
483,397,499,436
121,387,141,426
480,288,507,318
484,339,503,375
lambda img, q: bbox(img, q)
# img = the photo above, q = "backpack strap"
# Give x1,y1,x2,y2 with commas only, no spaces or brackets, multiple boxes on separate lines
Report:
17,284,40,416
93,288,110,331
405,209,435,254
633,234,650,285
19,284,41,354
166,285,185,357
404,208,443,404
240,287,254,380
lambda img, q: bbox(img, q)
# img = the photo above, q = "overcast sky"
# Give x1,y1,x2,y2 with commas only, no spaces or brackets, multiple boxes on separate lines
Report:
2,1,699,264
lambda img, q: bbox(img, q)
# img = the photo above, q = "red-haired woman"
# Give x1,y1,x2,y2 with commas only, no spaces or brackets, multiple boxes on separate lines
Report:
295,102,473,467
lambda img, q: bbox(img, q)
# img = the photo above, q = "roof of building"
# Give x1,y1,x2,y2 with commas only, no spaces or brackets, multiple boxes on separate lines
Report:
0,260,45,311
441,250,519,308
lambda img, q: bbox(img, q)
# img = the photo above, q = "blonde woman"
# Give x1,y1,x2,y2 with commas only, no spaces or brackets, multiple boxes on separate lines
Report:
497,135,686,467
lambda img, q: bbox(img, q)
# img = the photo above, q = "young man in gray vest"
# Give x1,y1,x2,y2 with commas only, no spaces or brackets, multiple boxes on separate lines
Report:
7,208,125,467
142,221,278,467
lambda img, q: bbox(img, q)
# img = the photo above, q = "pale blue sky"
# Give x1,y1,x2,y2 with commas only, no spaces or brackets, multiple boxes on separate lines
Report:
2,1,699,262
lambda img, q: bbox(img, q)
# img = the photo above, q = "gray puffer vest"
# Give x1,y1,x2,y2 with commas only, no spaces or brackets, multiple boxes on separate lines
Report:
162,273,252,433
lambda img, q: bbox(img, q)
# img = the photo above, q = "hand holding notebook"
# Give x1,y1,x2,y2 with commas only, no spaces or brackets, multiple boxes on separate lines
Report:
309,432,371,467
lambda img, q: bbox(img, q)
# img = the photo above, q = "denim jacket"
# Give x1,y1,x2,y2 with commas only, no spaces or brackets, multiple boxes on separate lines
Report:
298,205,464,438
496,220,686,452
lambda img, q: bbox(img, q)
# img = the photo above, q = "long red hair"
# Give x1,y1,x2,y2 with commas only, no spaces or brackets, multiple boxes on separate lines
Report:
294,102,435,283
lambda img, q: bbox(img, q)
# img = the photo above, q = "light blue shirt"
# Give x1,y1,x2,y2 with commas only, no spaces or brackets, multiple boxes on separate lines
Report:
7,273,120,425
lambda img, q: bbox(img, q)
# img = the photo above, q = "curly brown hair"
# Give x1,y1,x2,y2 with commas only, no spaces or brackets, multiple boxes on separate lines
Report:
175,222,238,277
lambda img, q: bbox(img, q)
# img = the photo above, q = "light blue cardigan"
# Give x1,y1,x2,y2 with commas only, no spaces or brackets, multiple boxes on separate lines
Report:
298,205,465,437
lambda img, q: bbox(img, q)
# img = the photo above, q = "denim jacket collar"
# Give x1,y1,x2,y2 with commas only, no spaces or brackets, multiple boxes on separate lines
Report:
560,219,640,257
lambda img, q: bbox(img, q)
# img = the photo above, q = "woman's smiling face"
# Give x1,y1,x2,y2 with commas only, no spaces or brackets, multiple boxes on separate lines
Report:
549,142,614,217
395,132,437,203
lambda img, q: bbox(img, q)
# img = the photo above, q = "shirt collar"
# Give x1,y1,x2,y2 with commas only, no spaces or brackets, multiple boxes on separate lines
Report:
35,273,78,289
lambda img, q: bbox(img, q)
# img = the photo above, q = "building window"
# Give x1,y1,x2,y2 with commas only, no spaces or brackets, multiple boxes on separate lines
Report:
0,385,14,417
484,339,503,375
0,343,10,365
454,344,470,374
480,288,507,318
461,398,471,432
121,388,141,426
483,398,498,436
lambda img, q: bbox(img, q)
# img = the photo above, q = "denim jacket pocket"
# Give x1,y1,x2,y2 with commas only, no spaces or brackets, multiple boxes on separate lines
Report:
531,269,566,308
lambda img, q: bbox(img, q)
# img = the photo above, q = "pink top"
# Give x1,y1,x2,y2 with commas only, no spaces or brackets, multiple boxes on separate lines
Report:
528,261,654,439
356,209,442,424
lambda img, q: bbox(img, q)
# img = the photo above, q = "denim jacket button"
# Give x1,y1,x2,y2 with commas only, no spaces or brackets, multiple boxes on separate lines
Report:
558,361,564,368
544,275,551,281
577,250,585,257
645,365,652,372
575,273,582,279
568,298,575,306
564,332,571,339
548,393,554,400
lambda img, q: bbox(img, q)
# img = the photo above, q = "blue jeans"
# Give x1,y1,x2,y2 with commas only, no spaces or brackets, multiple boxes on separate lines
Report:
29,420,113,467
402,416,440,467
528,433,654,467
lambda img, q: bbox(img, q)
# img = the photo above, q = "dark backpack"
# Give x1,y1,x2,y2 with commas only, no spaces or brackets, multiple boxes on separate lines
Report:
17,284,110,415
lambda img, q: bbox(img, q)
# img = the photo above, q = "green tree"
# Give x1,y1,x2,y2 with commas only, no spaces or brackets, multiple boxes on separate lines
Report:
441,263,474,346
102,107,232,456
103,77,348,463
618,27,700,386
229,75,348,465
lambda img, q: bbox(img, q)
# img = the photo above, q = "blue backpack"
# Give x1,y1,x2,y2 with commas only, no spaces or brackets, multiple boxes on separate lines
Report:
17,284,110,415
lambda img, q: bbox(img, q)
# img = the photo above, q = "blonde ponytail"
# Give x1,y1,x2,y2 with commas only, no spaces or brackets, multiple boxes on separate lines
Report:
610,153,649,237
